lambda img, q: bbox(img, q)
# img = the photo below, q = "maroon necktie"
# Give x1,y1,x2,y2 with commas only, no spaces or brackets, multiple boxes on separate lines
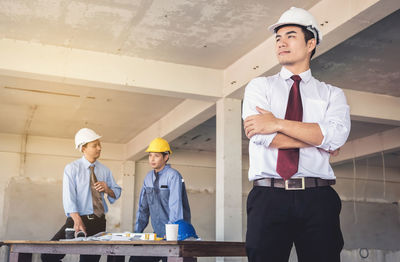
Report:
276,75,303,180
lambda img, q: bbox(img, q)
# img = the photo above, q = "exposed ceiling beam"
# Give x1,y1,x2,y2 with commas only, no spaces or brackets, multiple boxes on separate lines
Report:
224,0,400,99
125,99,215,161
0,38,222,101
330,127,400,164
345,89,400,126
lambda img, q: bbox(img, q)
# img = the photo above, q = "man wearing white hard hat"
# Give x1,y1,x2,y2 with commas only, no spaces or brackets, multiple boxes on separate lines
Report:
41,128,121,262
243,7,350,262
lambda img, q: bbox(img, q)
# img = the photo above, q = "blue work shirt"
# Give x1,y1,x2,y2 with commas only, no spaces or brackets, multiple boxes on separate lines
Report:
63,156,122,217
135,164,191,237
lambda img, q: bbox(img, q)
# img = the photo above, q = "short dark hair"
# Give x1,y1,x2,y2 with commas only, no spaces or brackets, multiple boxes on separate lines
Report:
275,24,316,59
162,152,170,163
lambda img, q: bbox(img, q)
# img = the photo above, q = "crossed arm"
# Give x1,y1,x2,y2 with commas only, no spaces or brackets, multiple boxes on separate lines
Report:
244,106,340,155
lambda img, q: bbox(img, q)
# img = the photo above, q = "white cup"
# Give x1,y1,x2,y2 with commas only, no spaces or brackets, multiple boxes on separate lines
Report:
165,224,179,241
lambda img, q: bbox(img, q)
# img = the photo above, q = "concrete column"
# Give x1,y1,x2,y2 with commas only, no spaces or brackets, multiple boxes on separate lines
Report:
120,161,135,232
216,98,242,242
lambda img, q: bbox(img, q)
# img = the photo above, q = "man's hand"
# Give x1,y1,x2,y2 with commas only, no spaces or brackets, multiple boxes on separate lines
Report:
245,106,324,146
70,212,87,235
244,107,280,139
94,181,109,193
73,220,86,234
328,148,340,157
94,181,116,198
319,148,340,156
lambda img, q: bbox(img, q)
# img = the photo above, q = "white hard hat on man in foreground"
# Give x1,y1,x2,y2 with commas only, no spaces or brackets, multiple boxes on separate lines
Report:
75,128,102,152
268,6,322,45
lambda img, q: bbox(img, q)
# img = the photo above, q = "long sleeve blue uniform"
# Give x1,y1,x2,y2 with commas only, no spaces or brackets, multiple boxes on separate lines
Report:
135,164,191,237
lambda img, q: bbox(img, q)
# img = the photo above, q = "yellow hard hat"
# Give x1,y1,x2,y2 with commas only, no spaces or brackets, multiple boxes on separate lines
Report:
145,137,172,154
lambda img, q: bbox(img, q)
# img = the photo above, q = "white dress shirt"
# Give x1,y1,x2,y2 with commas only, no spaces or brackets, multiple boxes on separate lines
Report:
242,67,351,181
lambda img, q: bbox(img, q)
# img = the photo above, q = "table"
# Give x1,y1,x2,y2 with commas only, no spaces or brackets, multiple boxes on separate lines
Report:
4,240,246,262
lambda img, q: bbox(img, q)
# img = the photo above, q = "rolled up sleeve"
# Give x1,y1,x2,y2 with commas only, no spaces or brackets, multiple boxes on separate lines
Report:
242,78,277,147
106,171,121,203
317,89,351,151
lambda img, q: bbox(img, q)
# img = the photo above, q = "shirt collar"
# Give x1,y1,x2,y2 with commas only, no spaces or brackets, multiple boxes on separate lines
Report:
154,164,170,176
81,156,97,169
280,66,312,83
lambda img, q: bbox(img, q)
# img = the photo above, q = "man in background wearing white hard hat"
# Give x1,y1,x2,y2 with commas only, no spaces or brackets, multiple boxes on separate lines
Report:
243,7,350,262
41,128,121,262
129,137,191,262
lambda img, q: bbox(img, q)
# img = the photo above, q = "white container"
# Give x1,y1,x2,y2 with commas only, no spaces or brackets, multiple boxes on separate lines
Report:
165,224,179,241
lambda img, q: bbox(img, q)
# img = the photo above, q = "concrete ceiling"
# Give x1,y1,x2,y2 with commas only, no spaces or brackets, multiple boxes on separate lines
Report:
312,9,400,97
0,75,183,143
0,0,399,164
0,0,319,69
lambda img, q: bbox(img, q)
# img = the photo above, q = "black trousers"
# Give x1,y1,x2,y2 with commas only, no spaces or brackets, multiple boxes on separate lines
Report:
41,215,106,262
246,186,344,262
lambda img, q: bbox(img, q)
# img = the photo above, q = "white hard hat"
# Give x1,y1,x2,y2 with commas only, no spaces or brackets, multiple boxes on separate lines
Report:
268,7,322,45
74,128,102,151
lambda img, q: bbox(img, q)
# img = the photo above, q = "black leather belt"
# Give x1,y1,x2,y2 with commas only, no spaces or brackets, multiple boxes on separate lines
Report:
82,214,104,220
253,177,335,190
86,214,96,220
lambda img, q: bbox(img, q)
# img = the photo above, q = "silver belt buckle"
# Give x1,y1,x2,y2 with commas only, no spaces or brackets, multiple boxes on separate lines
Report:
87,215,95,220
285,177,305,190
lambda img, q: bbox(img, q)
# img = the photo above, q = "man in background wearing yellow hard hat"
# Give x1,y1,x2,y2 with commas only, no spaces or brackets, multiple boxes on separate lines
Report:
243,7,350,262
41,128,122,262
130,137,191,262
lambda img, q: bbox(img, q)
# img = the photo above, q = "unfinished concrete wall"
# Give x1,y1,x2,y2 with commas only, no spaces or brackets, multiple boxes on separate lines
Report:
333,156,400,252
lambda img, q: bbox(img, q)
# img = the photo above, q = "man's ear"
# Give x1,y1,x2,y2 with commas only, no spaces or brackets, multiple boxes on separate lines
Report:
164,154,169,162
307,38,316,52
